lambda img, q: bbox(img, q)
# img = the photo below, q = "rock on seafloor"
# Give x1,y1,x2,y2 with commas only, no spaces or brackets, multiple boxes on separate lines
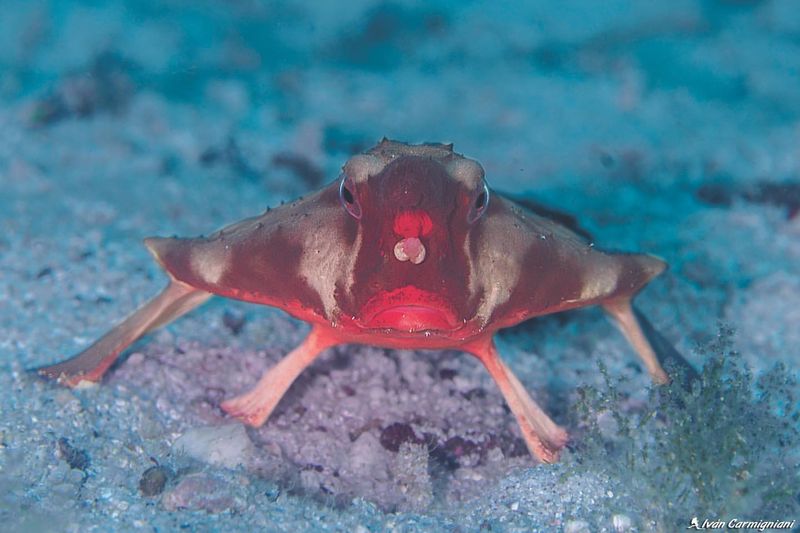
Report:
161,472,246,513
139,465,170,497
173,423,255,469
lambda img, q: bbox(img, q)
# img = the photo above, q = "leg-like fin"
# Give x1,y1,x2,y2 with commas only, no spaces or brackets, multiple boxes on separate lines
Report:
602,298,670,385
36,281,212,387
632,307,699,388
221,326,338,427
464,339,568,463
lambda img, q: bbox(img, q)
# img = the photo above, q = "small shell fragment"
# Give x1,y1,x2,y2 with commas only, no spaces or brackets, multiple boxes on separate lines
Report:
564,520,591,533
612,514,633,532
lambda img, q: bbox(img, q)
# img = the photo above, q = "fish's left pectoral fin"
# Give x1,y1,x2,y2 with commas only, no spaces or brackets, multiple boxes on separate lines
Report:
632,306,699,388
35,280,212,388
464,338,569,463
602,297,670,385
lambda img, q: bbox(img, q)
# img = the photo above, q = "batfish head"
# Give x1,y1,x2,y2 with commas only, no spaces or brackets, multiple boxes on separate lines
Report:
336,140,491,334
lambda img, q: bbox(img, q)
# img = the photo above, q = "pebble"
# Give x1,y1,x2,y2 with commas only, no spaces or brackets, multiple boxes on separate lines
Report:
139,465,170,497
564,520,591,533
56,437,91,471
161,472,244,513
379,422,422,452
174,423,254,468
612,514,633,532
349,432,389,480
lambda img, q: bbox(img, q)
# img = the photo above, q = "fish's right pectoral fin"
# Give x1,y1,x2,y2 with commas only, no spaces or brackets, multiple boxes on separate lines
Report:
35,280,211,387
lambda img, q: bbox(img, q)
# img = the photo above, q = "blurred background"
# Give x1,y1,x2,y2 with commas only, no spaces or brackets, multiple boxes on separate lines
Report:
4,0,800,191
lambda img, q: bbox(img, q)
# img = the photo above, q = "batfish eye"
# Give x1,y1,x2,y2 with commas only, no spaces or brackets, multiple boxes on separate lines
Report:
467,179,490,223
474,190,487,210
339,175,362,219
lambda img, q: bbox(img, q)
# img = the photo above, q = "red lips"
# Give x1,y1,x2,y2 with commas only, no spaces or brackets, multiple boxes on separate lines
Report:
360,286,459,332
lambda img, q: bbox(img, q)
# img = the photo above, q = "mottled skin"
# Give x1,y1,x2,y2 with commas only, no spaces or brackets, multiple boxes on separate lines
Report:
38,140,669,463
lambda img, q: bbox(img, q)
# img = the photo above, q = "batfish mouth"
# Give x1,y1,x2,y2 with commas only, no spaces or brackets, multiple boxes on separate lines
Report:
359,287,460,332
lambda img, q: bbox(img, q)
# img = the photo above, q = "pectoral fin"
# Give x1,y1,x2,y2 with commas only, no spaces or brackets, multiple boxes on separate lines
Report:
632,306,699,387
221,326,339,427
36,281,211,387
602,298,670,385
463,337,569,463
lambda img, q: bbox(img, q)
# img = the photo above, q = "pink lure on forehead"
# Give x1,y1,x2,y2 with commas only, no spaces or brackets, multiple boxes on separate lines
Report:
394,237,426,264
